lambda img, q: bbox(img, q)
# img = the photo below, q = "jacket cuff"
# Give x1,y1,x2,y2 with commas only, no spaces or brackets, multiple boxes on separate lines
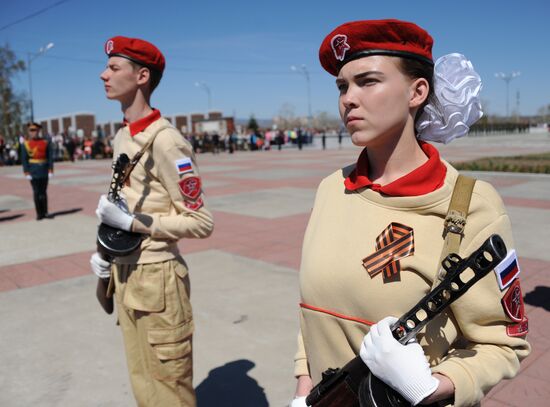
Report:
294,358,309,378
432,360,475,407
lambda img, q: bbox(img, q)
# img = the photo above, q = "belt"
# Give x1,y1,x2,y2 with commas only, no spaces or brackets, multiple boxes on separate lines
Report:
29,159,47,164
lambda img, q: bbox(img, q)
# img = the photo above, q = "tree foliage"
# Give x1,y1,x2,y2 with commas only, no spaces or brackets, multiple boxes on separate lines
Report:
0,43,27,141
247,115,259,133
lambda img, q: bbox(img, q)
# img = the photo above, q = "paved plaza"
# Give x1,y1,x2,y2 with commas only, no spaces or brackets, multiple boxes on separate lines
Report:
0,132,549,406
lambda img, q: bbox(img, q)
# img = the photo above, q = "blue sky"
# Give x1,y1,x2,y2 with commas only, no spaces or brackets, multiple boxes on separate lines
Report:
2,0,549,123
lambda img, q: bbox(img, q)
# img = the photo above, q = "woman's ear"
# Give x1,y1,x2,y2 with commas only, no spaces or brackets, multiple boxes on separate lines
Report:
409,77,429,108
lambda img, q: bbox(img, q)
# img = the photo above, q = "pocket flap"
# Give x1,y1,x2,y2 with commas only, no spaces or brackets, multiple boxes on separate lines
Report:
154,341,191,361
147,320,194,345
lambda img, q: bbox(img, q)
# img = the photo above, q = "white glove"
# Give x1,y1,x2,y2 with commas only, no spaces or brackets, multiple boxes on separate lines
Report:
95,194,134,231
25,174,32,180
289,396,308,407
48,172,53,178
360,316,439,406
90,252,111,279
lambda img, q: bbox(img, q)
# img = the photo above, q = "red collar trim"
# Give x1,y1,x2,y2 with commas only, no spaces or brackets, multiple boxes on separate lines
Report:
123,109,161,136
344,141,447,197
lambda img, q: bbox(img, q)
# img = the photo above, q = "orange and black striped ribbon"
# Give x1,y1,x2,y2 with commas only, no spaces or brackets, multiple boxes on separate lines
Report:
362,223,414,281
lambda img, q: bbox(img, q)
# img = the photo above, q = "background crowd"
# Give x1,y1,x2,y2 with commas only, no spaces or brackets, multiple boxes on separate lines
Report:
0,126,344,166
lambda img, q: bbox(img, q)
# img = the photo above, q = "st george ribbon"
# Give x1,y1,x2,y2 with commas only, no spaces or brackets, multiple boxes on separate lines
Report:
362,223,414,282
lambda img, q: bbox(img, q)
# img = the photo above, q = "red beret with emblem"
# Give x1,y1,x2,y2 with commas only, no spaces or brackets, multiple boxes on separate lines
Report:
319,19,434,76
104,36,165,74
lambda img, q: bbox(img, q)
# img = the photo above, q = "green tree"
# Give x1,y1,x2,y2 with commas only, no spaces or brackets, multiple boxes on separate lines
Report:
247,115,259,133
0,43,27,141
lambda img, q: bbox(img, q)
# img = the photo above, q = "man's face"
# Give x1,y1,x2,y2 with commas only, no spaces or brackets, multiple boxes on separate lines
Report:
28,127,40,138
100,56,141,101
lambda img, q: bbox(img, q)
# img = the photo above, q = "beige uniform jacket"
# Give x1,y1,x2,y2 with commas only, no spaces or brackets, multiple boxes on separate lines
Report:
112,117,214,264
295,162,530,407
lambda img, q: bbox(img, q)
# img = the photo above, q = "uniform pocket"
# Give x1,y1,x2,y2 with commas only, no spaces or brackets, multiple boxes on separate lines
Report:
147,319,194,381
123,263,165,312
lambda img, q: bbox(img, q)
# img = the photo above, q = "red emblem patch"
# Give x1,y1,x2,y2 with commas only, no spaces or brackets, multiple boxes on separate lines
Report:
184,197,203,211
502,279,524,322
178,176,202,200
507,317,529,337
331,34,351,61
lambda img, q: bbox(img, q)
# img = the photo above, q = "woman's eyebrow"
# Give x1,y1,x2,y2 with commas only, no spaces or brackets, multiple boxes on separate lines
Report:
353,70,384,80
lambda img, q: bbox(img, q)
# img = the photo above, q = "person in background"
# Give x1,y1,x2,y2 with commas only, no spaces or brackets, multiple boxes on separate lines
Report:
21,122,53,220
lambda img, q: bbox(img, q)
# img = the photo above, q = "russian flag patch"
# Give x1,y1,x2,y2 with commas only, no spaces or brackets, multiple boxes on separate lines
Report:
494,249,521,291
175,157,193,175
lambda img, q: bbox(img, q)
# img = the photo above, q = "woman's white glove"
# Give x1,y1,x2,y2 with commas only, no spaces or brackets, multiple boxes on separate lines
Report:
360,316,439,406
95,194,134,231
289,396,308,407
90,252,111,279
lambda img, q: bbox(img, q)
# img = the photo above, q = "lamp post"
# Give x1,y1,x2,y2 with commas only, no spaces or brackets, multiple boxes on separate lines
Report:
194,81,212,111
27,42,54,122
291,64,312,126
494,71,520,118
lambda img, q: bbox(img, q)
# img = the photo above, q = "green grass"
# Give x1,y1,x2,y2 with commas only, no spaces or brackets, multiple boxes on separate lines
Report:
452,152,550,174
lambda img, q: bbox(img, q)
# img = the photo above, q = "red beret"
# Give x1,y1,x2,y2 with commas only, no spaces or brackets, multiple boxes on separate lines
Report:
319,19,433,76
105,36,165,74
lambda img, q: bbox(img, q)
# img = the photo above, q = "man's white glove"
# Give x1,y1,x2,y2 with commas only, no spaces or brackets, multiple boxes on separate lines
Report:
95,194,134,231
90,252,111,279
360,316,439,406
48,172,53,179
25,174,32,180
289,396,308,407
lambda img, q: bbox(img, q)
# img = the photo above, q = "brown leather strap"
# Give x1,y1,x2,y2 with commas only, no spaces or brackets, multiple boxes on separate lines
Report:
120,125,171,184
433,174,476,287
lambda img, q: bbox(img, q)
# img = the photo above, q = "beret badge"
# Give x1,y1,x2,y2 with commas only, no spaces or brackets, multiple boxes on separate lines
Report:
331,34,350,61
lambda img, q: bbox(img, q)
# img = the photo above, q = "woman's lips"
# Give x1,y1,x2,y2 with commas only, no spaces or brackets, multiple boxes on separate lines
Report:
346,116,361,125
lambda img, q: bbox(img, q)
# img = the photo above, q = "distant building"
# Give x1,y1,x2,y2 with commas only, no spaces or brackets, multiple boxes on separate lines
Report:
38,110,233,139
38,112,96,138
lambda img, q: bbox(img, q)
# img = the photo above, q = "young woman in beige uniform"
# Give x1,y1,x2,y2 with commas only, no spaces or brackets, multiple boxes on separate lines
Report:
291,19,530,407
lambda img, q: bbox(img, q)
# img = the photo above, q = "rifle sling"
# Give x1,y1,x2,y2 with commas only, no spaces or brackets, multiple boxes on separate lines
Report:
433,174,476,288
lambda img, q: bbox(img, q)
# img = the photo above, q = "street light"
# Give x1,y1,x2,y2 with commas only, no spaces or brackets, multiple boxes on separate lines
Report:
494,71,520,118
194,81,212,111
27,42,54,122
291,64,312,125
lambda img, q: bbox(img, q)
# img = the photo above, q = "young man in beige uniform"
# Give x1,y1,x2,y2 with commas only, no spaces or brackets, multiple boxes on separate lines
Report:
90,36,214,406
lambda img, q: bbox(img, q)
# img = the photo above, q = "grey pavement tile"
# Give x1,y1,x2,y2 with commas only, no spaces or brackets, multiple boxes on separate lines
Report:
4,168,90,179
0,214,97,267
507,206,550,261
198,165,248,173
49,174,110,186
207,187,316,218
497,179,550,201
0,195,33,211
460,171,550,200
189,250,299,406
223,167,328,180
0,250,300,407
0,276,133,407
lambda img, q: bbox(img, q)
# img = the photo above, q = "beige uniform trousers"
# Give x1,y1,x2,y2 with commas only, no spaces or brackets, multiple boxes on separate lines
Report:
113,258,195,407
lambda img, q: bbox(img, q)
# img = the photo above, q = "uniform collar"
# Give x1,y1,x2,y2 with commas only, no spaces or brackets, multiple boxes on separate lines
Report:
344,141,447,197
123,108,161,136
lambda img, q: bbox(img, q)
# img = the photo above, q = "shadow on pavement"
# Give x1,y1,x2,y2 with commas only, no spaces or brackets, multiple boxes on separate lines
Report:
48,208,83,218
524,286,550,312
0,213,24,222
196,359,268,407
